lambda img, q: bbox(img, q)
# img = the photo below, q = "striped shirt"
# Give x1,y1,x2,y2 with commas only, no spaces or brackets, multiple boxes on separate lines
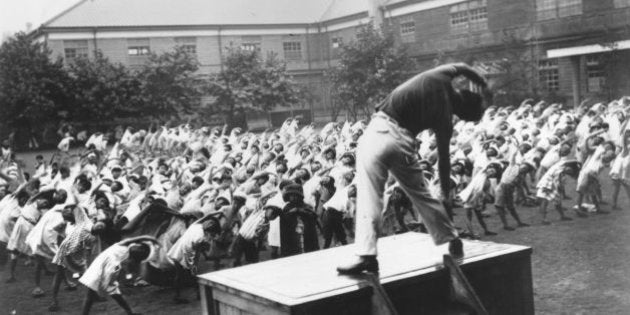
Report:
238,209,267,241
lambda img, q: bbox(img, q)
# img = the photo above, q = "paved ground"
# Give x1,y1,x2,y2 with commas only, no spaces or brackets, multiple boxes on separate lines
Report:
1,150,629,314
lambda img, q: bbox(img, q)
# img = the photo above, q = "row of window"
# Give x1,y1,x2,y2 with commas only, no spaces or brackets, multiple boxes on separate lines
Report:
398,0,630,41
398,0,489,42
63,38,306,61
538,55,606,93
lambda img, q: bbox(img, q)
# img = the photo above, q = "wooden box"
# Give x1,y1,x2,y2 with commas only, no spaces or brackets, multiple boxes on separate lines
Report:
197,232,533,315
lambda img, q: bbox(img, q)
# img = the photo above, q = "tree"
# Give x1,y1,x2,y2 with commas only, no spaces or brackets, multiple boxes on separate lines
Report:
486,30,542,106
137,46,204,119
432,28,542,107
0,32,70,144
327,23,415,121
252,53,304,112
206,47,304,129
595,24,630,101
66,52,142,122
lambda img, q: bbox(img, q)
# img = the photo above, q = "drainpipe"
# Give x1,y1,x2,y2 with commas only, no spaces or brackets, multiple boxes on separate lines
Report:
218,26,224,71
305,25,314,117
92,27,98,57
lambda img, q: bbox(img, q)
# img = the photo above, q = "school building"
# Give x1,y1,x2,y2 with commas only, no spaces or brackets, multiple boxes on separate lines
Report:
34,0,630,112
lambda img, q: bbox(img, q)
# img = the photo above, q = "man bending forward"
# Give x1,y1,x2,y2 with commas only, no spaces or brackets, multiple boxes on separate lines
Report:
337,63,490,275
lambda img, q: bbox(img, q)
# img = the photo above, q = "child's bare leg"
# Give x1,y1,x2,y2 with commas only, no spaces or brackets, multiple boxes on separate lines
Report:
495,206,514,230
473,208,495,235
507,206,528,227
575,193,588,217
111,294,137,315
6,252,18,282
555,203,571,221
81,289,98,315
612,181,621,209
173,262,189,304
464,208,475,236
592,194,608,214
623,184,630,209
32,255,45,297
539,199,551,225
49,265,65,311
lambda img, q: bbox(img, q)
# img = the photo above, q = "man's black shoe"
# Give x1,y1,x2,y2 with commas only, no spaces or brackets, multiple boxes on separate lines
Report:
448,238,464,260
337,256,379,275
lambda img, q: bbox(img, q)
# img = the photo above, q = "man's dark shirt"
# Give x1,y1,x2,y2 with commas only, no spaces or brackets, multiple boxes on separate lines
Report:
376,63,486,135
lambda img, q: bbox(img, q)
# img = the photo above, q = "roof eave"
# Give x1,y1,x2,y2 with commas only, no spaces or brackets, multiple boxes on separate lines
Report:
40,22,326,33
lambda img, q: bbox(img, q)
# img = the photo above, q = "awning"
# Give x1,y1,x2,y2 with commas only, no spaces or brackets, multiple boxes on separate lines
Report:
547,39,630,58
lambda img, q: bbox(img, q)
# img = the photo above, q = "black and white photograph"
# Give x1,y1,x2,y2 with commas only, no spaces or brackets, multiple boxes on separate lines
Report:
1,0,630,314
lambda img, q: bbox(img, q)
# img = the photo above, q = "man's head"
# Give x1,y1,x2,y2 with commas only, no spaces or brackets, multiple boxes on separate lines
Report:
453,90,484,122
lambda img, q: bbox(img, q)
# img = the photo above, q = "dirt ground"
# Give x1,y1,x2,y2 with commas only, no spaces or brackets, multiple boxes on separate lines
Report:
1,150,629,314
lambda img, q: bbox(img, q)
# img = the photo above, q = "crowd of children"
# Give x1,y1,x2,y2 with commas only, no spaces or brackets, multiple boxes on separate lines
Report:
0,96,629,314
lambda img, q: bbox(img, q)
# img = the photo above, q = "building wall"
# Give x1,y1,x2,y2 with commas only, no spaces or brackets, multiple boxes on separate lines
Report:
42,0,630,110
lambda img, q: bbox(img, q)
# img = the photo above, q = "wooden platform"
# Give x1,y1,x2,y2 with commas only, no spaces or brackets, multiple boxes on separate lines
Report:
197,232,533,315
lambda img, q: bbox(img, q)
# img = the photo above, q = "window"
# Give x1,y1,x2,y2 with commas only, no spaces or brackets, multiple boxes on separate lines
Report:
64,40,88,61
586,55,605,92
241,35,261,52
128,46,150,56
558,0,582,17
331,37,342,49
450,3,469,33
241,43,261,52
175,37,197,55
536,0,582,20
614,0,630,8
539,59,559,91
283,41,302,61
449,0,487,33
468,0,488,32
128,38,150,56
399,16,415,43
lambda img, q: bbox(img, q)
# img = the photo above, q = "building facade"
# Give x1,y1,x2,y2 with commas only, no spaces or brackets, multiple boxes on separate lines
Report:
36,0,630,111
